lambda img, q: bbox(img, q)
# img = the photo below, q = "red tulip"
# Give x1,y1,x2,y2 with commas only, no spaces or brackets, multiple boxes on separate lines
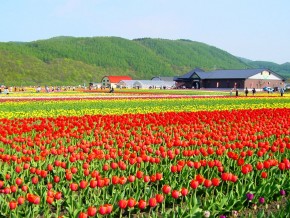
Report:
71,167,78,174
46,196,54,204
9,201,17,210
119,176,127,185
156,194,164,203
90,179,98,188
61,162,66,169
156,173,163,180
143,175,150,183
138,199,147,209
171,190,180,199
54,192,62,200
27,193,40,204
91,170,100,178
4,187,11,194
150,175,157,182
40,170,48,178
261,171,268,178
194,162,201,169
203,179,212,188
127,198,136,208
21,185,28,192
148,197,157,207
211,178,220,187
118,199,127,209
47,183,53,190
97,179,105,188
279,163,286,170
231,175,238,183
78,212,88,218
136,170,143,179
17,196,25,205
70,183,78,191
98,205,107,215
181,187,189,196
112,176,119,185
23,163,30,170
110,162,118,169
80,180,88,189
256,162,264,170
66,173,73,181
84,169,90,176
162,185,171,194
102,164,109,171
195,174,205,184
47,164,54,171
128,175,136,183
54,176,60,183
31,176,39,184
171,165,177,173
105,204,113,214
11,185,17,193
15,166,22,173
87,206,97,217
190,180,199,189
83,162,89,169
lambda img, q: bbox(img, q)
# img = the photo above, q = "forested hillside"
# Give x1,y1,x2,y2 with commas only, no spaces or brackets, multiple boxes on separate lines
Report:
245,61,290,79
0,37,288,86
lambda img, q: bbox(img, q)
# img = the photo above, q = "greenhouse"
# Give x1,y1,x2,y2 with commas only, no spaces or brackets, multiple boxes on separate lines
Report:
117,80,138,89
133,80,175,89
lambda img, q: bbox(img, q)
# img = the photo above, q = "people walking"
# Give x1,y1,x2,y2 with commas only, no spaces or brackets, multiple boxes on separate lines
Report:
280,87,285,97
245,88,249,96
252,88,256,96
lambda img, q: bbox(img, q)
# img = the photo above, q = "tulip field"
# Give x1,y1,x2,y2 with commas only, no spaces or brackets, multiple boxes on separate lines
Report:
0,94,290,217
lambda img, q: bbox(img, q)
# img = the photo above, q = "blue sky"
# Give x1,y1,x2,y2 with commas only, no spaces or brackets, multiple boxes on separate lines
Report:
1,0,289,64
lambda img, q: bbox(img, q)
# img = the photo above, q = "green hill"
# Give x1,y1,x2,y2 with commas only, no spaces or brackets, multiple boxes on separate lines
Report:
243,60,290,79
0,36,288,86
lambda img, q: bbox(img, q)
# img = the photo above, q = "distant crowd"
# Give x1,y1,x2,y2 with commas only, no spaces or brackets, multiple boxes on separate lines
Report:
0,85,83,94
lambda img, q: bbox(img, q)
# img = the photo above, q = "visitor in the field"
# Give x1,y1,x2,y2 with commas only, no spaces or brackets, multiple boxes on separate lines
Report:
280,87,285,97
252,88,256,96
245,88,249,96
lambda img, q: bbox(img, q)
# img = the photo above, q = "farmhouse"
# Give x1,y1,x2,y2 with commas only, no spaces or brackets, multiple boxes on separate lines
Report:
101,76,132,88
174,68,286,89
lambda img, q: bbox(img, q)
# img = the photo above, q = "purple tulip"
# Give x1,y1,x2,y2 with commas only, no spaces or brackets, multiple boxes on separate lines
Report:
280,190,286,196
246,193,254,201
220,215,226,218
259,197,265,204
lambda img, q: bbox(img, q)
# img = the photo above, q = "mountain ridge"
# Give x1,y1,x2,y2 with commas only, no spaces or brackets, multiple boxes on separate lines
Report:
0,36,288,86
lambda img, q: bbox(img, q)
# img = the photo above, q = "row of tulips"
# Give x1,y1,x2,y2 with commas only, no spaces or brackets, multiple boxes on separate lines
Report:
0,96,289,119
0,107,289,217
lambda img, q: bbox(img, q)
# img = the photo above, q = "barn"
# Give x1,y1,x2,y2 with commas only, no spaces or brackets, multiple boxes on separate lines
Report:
101,76,132,88
174,68,286,90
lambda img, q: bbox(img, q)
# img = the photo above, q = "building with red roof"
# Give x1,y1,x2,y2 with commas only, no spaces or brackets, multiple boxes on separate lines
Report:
101,76,132,88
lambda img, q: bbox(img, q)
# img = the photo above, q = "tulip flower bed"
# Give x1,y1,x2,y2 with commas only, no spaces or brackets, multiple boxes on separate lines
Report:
0,96,290,119
0,102,290,217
